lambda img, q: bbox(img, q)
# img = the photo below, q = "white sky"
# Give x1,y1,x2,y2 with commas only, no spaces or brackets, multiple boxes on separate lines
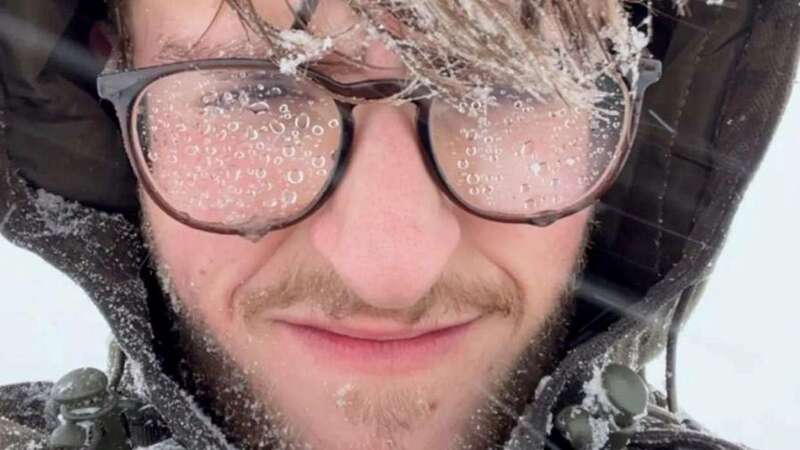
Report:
647,79,800,447
1,83,798,449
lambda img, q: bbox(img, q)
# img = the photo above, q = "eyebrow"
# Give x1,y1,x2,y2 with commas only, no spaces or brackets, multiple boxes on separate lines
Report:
155,37,256,64
153,35,375,81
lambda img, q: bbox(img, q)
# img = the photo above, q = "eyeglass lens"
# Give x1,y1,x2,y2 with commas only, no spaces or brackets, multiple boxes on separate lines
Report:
429,77,626,218
133,68,344,230
131,67,627,230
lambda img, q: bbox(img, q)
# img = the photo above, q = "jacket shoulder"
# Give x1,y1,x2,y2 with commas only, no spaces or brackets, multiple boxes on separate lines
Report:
0,382,52,434
0,416,46,449
0,382,51,449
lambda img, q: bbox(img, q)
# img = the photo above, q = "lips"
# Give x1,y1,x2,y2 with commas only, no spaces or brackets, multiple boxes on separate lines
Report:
273,318,478,374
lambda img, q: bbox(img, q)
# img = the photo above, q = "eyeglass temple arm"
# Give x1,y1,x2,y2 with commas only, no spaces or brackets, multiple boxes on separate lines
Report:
97,65,169,106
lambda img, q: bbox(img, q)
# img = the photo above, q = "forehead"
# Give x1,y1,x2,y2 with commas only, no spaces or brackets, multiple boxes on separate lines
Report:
127,0,368,63
126,0,602,62
124,0,620,106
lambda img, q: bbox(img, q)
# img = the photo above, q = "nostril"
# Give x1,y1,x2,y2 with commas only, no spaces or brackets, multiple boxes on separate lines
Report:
311,211,461,310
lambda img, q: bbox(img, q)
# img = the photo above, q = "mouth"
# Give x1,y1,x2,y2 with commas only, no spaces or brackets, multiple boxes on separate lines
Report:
273,318,479,374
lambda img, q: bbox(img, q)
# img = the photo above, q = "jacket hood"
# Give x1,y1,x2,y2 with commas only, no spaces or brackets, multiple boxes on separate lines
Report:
1,1,798,448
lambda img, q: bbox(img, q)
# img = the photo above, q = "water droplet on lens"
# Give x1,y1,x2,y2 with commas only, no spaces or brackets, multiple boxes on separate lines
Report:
466,173,480,185
457,160,469,170
282,147,297,158
312,125,324,136
282,190,298,205
269,120,286,135
519,141,534,158
328,119,340,128
311,156,326,169
251,101,270,114
295,113,310,129
286,170,305,185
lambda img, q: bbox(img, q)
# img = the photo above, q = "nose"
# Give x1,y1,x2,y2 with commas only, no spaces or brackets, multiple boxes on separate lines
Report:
308,103,461,309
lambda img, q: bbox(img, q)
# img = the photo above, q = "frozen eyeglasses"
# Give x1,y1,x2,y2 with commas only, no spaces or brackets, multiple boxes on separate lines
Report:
97,58,661,239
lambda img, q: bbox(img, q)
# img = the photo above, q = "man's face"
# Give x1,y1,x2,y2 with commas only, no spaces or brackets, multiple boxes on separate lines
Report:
129,1,592,448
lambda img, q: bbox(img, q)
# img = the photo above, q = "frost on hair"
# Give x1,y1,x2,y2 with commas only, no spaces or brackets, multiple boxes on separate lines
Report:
109,0,650,106
224,0,647,105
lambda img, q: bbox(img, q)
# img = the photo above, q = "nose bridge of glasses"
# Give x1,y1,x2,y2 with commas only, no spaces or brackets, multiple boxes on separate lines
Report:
311,73,418,102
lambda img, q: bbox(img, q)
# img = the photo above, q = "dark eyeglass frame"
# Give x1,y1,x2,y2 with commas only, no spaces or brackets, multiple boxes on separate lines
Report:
97,58,661,238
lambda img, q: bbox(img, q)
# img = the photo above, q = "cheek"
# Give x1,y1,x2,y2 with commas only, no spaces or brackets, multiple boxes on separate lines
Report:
143,195,286,329
464,208,590,311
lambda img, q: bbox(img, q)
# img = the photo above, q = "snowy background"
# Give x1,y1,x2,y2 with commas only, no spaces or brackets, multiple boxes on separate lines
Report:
1,82,798,448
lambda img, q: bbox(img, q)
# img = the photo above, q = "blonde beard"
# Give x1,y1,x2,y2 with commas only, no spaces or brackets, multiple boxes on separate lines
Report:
140,213,584,449
160,275,574,450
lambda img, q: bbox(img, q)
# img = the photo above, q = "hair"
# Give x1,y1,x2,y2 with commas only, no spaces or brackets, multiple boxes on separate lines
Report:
108,0,645,105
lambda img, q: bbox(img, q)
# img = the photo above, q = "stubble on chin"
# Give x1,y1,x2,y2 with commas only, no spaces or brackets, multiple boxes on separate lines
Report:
171,305,309,450
146,215,581,450
142,210,584,449
158,267,574,450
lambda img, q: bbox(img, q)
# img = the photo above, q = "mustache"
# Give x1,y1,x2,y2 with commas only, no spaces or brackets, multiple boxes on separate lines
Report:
238,267,526,326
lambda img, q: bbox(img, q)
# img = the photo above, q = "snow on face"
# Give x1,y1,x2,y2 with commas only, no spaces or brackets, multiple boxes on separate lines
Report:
124,0,622,448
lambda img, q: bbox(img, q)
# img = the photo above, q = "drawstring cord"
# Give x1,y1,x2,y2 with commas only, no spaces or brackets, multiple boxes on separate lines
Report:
666,282,705,415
